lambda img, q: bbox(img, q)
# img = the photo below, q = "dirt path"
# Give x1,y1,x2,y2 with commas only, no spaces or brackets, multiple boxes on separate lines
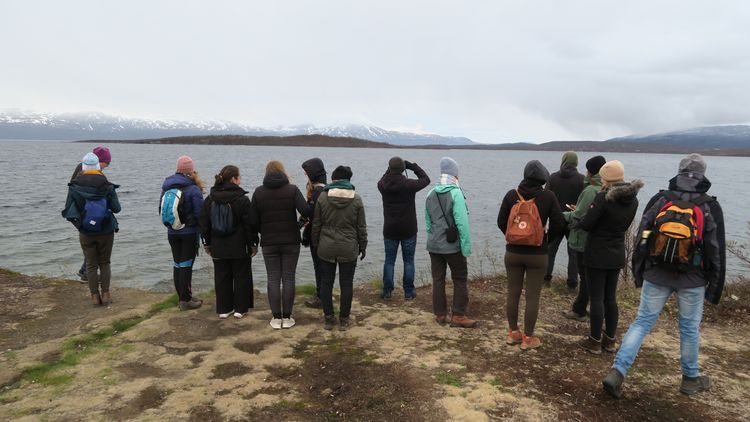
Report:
1,269,748,421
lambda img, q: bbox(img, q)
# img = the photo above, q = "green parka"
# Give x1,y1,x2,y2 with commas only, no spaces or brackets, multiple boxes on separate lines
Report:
311,182,368,263
563,174,602,253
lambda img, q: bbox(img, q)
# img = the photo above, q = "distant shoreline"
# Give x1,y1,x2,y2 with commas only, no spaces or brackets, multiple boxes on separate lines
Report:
77,134,750,157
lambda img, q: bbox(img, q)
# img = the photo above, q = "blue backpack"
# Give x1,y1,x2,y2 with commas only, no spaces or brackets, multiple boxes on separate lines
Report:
81,198,108,232
160,188,186,230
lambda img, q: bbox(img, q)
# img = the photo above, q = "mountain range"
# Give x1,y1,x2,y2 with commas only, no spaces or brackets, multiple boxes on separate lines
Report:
0,110,474,146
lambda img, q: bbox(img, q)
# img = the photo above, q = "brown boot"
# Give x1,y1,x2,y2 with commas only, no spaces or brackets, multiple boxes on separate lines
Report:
435,314,447,325
602,334,618,353
101,292,112,306
449,314,477,328
581,335,602,355
91,293,102,306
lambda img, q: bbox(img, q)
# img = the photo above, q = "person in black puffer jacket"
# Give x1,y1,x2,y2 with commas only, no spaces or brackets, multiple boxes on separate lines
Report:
250,160,311,329
578,160,643,355
546,151,585,288
498,160,565,350
300,157,327,308
200,165,258,319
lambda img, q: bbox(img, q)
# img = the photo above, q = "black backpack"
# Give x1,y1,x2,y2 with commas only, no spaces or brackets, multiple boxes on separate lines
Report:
210,201,236,236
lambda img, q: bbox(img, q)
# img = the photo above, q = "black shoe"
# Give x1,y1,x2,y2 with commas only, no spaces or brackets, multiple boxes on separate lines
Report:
543,275,552,288
380,290,392,300
324,315,336,331
603,368,624,399
563,310,588,322
339,317,350,331
680,375,710,395
77,270,88,283
404,292,417,301
304,296,323,309
567,280,578,290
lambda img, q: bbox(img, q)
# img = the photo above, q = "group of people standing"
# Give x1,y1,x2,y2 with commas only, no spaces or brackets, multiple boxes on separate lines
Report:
62,147,725,398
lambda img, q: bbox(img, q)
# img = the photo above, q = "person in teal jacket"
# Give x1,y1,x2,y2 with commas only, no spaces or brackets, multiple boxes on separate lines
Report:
562,155,606,320
425,157,475,328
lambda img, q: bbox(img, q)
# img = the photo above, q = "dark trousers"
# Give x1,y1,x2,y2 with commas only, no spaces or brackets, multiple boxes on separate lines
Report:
504,251,547,336
546,230,578,285
214,258,253,314
587,267,620,340
79,232,114,295
262,244,301,319
320,259,357,319
310,246,322,298
430,252,469,316
570,251,589,316
169,234,197,302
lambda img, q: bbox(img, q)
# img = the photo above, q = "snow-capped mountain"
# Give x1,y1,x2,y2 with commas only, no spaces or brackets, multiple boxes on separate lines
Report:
607,125,750,149
0,110,474,146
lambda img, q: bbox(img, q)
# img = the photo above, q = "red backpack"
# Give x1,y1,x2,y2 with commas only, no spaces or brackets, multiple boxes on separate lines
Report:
505,190,544,246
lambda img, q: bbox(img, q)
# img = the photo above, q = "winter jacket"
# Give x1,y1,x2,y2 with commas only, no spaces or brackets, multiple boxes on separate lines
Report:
548,165,585,211
70,163,83,183
160,173,204,236
250,172,311,247
378,161,431,240
301,158,327,247
563,174,603,252
497,179,565,255
62,170,121,235
199,183,257,259
578,180,643,269
633,173,725,304
311,181,367,263
425,183,471,257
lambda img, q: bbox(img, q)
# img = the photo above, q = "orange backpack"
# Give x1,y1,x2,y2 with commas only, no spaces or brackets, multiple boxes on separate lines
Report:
505,190,545,246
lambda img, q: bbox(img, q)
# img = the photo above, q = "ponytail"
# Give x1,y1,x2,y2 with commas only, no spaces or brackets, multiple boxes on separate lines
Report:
214,165,240,187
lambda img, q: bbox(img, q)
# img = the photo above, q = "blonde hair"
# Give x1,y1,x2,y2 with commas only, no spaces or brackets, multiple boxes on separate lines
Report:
305,181,313,200
265,160,290,181
187,171,206,192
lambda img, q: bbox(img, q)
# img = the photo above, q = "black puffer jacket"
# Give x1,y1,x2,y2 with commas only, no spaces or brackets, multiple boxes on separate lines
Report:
579,180,643,269
548,165,585,209
301,158,327,247
200,183,256,259
250,172,311,247
377,162,430,240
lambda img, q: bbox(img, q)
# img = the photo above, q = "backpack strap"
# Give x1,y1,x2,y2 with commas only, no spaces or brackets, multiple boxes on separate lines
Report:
515,189,526,202
435,192,455,228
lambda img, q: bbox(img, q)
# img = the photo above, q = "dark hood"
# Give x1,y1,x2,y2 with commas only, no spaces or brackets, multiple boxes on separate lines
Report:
604,180,644,204
162,173,195,191
668,173,712,193
558,165,580,179
517,178,545,199
210,183,248,204
524,160,550,184
70,171,117,198
302,158,327,184
263,171,290,189
379,172,407,193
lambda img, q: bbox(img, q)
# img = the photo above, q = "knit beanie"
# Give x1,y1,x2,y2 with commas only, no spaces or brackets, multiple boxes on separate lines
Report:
93,146,111,164
331,165,353,181
388,156,406,173
599,160,625,183
176,155,195,174
440,157,459,177
561,151,578,168
82,152,100,171
678,153,707,176
586,155,607,175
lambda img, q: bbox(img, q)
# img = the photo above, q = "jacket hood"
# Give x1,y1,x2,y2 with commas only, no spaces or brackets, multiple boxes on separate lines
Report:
162,173,195,191
561,151,579,168
210,183,248,204
302,158,327,184
586,173,603,187
524,160,550,184
263,171,290,189
558,165,581,179
70,172,117,198
668,173,712,193
326,188,356,209
434,184,459,194
517,178,545,199
379,172,407,192
604,179,644,203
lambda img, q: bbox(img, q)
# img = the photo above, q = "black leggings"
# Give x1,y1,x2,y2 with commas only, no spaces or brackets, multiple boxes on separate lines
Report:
169,234,197,302
586,267,620,340
320,259,356,319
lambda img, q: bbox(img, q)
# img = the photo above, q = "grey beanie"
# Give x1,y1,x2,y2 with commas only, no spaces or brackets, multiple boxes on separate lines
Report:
440,157,459,177
679,153,707,176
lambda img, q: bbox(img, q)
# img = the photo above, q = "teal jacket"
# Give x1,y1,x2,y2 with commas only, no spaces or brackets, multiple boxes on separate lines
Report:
425,184,471,257
563,174,601,252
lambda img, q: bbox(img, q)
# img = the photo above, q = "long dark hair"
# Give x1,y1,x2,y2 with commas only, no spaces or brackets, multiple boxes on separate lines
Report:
214,165,240,187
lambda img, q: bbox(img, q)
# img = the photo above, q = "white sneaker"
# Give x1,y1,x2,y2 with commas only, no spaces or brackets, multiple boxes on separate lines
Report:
281,317,296,329
270,318,283,329
233,312,246,319
219,310,234,319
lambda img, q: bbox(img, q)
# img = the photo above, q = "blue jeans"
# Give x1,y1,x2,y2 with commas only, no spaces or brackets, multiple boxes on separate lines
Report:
613,281,705,378
382,236,417,296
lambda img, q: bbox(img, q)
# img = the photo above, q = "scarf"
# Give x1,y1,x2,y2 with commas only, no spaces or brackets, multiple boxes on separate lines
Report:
324,180,355,191
439,173,459,186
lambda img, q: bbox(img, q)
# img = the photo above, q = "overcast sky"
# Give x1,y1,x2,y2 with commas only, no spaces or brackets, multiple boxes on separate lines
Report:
1,1,749,143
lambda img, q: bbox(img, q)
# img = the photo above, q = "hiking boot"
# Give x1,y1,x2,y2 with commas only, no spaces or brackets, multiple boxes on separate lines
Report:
563,310,588,322
91,293,102,306
101,292,112,306
435,315,447,325
339,317,350,331
281,317,296,329
404,292,417,301
324,315,336,331
603,368,625,399
304,296,323,309
449,314,477,328
680,375,710,396
602,334,618,353
506,329,523,345
581,335,602,355
380,290,393,300
269,317,283,329
179,299,203,311
521,335,541,350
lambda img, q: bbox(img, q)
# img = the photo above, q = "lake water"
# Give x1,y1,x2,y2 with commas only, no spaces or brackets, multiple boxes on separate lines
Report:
0,140,746,293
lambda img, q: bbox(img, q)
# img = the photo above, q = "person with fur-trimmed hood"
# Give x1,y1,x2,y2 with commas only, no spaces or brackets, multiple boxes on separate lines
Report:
577,160,643,355
603,154,725,399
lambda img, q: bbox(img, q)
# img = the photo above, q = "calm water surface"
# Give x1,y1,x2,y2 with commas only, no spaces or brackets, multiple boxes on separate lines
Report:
0,140,746,293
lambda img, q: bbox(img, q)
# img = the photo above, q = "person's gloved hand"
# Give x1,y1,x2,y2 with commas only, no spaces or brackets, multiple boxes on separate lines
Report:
404,160,414,170
359,250,366,261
